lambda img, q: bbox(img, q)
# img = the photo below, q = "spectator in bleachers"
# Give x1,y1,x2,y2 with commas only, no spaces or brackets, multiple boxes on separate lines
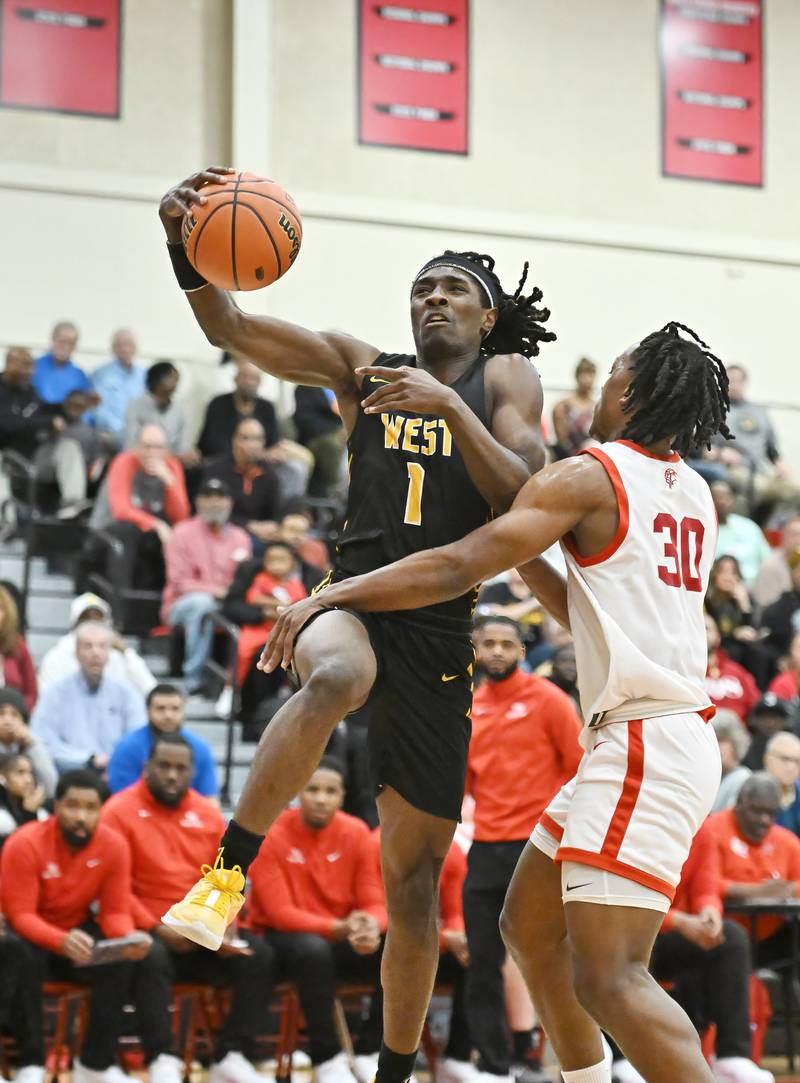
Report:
0,689,57,798
0,752,45,847
102,735,275,1083
719,365,800,515
203,418,283,549
768,630,800,702
476,571,546,670
39,592,156,697
464,616,581,1083
59,389,116,480
91,329,147,446
90,423,190,592
707,773,800,963
705,555,772,689
293,385,346,499
162,478,251,693
0,916,43,1083
551,357,596,459
198,360,280,458
108,683,219,799
763,731,800,835
762,546,800,658
31,622,147,775
368,832,476,1083
543,642,580,715
248,757,385,1083
0,770,154,1083
710,710,752,813
279,502,331,574
0,584,36,711
123,361,200,469
704,615,760,725
225,541,307,737
753,517,800,608
712,480,770,585
0,346,88,513
613,821,768,1083
743,694,795,772
32,321,94,408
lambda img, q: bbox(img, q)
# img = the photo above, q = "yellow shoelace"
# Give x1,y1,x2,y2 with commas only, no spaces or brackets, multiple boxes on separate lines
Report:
193,850,245,915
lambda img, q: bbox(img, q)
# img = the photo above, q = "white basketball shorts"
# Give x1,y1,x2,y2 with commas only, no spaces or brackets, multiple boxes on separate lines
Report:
531,711,721,908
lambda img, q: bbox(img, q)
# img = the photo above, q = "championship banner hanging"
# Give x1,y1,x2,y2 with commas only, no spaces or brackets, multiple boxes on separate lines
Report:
358,1,469,155
0,0,121,117
661,0,763,186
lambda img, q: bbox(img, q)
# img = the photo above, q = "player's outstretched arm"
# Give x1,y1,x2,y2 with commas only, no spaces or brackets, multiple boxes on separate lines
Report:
261,456,605,672
515,557,570,629
159,169,379,395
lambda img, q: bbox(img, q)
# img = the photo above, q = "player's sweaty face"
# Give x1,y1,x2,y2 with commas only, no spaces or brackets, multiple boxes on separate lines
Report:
410,270,494,355
590,352,635,441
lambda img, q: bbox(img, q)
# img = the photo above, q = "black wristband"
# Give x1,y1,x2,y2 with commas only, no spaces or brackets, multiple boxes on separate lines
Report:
167,241,209,291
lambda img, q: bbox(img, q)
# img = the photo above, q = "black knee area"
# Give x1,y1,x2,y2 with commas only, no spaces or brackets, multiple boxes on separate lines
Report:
291,933,336,970
720,918,749,960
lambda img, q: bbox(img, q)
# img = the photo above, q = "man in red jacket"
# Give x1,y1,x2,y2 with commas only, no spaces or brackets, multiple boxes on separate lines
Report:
248,757,386,1083
101,735,275,1083
465,617,581,1083
0,770,154,1083
704,615,759,725
612,820,772,1083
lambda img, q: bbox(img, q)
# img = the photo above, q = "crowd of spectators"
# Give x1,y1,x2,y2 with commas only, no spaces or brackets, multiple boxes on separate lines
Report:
3,332,800,1081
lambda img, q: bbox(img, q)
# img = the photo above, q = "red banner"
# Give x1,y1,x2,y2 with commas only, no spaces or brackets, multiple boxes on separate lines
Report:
0,0,121,117
358,1,469,154
661,0,763,186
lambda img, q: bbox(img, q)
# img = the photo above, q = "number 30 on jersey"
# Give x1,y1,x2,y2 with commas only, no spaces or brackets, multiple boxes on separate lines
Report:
653,513,704,591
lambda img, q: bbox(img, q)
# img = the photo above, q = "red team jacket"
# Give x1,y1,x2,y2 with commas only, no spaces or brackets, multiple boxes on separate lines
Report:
0,817,134,952
661,819,723,931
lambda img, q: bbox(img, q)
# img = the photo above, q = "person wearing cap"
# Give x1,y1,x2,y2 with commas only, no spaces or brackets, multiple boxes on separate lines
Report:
162,478,251,694
0,688,57,798
743,694,796,772
38,593,156,697
762,547,800,658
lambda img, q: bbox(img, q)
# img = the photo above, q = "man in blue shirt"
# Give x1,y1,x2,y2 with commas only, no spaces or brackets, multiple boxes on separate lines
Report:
32,321,93,407
764,731,800,836
108,683,219,800
92,329,147,445
31,622,147,774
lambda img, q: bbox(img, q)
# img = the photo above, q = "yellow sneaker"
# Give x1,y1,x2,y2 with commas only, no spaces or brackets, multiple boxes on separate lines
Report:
161,850,245,950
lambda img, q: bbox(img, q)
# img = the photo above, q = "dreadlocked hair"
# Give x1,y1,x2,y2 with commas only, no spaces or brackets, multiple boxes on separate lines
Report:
441,250,556,359
621,322,733,456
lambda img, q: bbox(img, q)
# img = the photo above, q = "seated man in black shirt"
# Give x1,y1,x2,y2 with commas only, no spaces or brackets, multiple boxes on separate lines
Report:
202,418,282,550
0,347,87,514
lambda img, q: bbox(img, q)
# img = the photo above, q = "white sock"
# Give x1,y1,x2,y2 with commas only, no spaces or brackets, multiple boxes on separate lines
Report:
561,1058,612,1083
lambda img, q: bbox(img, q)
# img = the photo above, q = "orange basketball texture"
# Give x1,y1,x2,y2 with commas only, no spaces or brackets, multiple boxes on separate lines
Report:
182,172,302,291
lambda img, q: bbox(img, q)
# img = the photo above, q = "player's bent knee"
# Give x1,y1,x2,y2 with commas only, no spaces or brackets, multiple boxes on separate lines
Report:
572,959,647,1027
302,660,372,717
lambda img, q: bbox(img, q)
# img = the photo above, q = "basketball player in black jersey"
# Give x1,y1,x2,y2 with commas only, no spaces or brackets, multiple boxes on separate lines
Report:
158,167,554,1083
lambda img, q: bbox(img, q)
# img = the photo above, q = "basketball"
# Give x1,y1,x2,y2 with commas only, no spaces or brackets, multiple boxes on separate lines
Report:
181,171,303,292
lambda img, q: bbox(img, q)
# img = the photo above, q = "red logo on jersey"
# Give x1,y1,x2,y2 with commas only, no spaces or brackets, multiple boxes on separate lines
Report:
664,468,678,489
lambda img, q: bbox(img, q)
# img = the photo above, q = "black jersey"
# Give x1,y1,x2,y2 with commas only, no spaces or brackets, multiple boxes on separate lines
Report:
333,352,492,630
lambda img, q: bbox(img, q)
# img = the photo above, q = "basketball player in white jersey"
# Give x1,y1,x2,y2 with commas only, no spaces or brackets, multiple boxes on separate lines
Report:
261,323,770,1083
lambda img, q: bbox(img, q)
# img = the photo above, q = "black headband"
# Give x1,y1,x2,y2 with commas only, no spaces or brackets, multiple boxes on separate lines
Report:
412,256,501,309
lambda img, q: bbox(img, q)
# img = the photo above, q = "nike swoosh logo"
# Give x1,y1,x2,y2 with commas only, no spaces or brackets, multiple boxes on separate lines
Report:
369,376,391,385
441,674,459,682
565,882,592,892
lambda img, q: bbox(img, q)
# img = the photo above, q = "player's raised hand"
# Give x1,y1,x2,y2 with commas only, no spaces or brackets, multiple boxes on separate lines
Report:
258,595,330,673
158,167,236,236
357,365,457,417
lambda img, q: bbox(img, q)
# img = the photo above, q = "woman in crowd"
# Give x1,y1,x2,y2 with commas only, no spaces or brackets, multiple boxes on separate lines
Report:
551,357,597,459
0,586,36,711
705,554,772,688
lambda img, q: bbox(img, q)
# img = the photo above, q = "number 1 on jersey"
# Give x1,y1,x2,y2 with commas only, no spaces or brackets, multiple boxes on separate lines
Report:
404,462,425,526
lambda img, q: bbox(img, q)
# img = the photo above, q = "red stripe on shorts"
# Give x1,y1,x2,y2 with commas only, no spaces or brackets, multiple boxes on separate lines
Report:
601,719,644,859
538,812,564,842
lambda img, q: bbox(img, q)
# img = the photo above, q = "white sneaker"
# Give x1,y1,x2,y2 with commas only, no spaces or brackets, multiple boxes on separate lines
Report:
713,1059,774,1083
73,1063,135,1083
612,1062,646,1083
292,1051,312,1069
15,1068,46,1083
209,1052,273,1083
314,1052,359,1083
149,1054,184,1083
436,1059,481,1083
215,684,234,718
352,1054,379,1083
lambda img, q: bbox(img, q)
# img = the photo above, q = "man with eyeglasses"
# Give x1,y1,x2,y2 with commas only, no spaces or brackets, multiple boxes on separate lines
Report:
763,732,800,836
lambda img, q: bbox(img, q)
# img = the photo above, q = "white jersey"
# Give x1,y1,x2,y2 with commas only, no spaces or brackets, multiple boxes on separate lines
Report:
561,439,716,729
